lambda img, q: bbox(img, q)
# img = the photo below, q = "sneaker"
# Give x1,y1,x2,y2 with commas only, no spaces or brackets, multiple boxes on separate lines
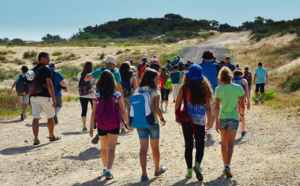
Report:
105,172,114,180
54,115,58,124
193,165,203,181
224,166,233,178
255,100,259,105
82,126,88,132
261,100,264,104
120,127,126,133
154,167,166,176
21,112,24,121
102,169,106,176
91,135,99,144
241,131,247,137
141,175,149,181
185,168,192,178
206,133,213,139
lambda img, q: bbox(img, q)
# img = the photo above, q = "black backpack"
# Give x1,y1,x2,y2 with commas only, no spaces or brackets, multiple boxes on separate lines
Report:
16,75,28,96
121,77,132,97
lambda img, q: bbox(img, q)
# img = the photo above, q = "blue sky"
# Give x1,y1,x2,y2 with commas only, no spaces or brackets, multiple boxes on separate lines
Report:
1,0,299,41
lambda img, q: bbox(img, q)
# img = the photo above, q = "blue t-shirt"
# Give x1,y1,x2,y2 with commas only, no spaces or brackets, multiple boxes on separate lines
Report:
226,63,236,72
91,67,121,82
170,71,181,84
254,67,268,84
15,74,26,82
52,70,64,96
200,61,218,93
171,61,179,66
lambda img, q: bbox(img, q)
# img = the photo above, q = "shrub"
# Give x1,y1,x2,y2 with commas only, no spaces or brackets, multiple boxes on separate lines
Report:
251,91,277,101
56,53,80,63
59,65,81,81
116,50,123,55
66,96,79,102
32,59,39,65
285,75,300,92
100,52,105,60
134,49,141,53
125,48,132,52
23,51,37,59
0,50,8,55
52,51,62,56
0,69,18,81
0,56,7,61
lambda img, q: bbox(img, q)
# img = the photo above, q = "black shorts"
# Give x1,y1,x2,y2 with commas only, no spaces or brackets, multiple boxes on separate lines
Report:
97,127,120,136
161,89,170,101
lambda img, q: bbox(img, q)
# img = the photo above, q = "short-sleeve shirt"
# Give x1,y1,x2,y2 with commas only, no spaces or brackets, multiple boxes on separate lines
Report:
52,70,64,96
215,83,245,120
16,74,26,82
150,63,160,72
137,62,150,77
200,61,219,93
93,91,121,103
226,63,236,72
78,74,95,99
140,86,161,124
31,64,52,97
254,67,268,84
159,74,171,90
91,67,121,82
170,71,181,84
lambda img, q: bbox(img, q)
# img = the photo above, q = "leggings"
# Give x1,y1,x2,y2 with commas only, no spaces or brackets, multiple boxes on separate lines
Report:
181,122,205,169
79,97,93,117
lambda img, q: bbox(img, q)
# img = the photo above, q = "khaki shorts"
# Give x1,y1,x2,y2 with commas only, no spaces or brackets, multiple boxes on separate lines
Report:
20,94,30,104
31,96,55,119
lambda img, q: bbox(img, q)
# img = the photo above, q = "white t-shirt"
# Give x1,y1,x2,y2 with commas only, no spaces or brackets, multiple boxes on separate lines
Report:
78,74,95,99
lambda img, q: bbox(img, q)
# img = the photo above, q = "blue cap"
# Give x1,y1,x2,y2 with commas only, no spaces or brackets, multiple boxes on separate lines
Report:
49,62,55,69
142,57,147,61
185,64,204,81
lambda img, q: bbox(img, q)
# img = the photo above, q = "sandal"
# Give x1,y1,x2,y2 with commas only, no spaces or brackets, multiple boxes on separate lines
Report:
48,135,61,142
33,139,40,145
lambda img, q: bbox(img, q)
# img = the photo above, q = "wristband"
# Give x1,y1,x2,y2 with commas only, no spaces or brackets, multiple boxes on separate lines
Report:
160,118,165,121
240,113,244,116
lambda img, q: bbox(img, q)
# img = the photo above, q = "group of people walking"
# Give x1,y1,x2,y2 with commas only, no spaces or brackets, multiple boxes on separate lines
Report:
8,50,269,182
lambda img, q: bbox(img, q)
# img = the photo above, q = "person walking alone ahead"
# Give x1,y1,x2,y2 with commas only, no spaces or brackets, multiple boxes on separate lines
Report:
29,52,61,145
175,64,213,181
253,62,268,104
8,65,29,120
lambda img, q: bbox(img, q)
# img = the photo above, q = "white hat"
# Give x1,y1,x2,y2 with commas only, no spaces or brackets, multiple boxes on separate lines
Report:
104,55,116,65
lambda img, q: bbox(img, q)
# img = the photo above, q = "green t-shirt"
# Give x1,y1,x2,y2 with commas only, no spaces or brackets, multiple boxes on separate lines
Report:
215,83,245,120
91,67,121,82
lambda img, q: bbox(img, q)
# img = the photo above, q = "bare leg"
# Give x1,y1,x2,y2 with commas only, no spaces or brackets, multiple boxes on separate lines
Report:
220,129,229,167
47,117,55,138
106,134,118,169
139,139,149,176
226,130,238,165
165,100,169,110
150,139,160,172
241,115,246,132
32,118,40,140
255,92,259,99
261,93,265,100
99,135,108,167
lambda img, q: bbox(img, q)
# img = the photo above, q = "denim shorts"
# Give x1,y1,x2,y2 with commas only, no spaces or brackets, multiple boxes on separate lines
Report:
137,124,160,140
219,119,239,130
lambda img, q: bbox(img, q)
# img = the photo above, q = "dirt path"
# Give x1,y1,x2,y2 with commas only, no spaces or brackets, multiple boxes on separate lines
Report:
1,33,299,185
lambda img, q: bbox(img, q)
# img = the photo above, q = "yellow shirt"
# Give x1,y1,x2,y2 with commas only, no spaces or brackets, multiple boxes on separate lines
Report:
141,86,161,124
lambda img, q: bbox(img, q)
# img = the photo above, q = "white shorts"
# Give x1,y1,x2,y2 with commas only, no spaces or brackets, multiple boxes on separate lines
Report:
31,96,55,119
20,94,30,104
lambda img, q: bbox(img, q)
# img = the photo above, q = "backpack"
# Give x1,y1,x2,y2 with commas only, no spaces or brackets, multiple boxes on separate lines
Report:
139,63,147,77
95,94,121,130
243,71,252,84
121,77,132,97
16,75,28,96
163,77,172,89
232,77,245,90
27,66,47,96
129,88,155,128
78,74,93,96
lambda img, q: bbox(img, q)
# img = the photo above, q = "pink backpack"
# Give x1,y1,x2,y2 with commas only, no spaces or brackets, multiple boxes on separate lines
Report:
96,95,121,130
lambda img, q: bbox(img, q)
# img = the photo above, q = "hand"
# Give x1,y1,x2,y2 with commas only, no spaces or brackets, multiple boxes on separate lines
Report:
126,125,132,132
52,102,56,108
89,129,93,138
65,88,68,92
161,119,166,126
247,102,250,110
215,122,220,133
8,91,12,96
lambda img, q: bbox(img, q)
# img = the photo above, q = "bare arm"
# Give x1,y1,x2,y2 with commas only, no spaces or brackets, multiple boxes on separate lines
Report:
46,78,56,108
61,79,68,92
117,97,131,131
215,98,220,133
84,73,94,81
265,74,268,85
116,82,124,98
175,86,183,111
205,94,211,128
253,74,257,84
89,100,97,138
154,95,166,126
132,77,138,91
8,82,17,96
239,96,245,115
242,79,250,110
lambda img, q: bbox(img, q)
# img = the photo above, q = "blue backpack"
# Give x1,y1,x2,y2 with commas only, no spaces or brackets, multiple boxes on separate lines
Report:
129,88,155,128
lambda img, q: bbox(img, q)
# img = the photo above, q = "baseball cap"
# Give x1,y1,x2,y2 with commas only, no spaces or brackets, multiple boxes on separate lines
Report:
49,62,55,69
142,57,147,61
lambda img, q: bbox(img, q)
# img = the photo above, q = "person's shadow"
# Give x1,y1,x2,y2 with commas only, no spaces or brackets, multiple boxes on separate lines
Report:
62,147,100,161
73,177,117,186
25,122,48,127
0,143,49,155
124,177,157,186
62,132,86,136
0,119,23,124
172,174,238,185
